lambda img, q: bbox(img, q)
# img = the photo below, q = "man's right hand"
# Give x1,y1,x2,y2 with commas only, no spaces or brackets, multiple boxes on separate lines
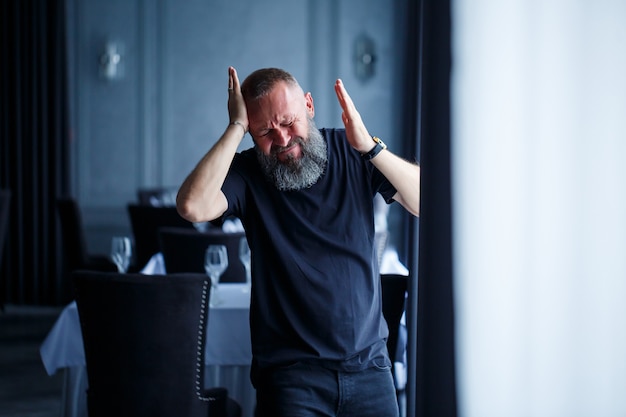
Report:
227,66,249,133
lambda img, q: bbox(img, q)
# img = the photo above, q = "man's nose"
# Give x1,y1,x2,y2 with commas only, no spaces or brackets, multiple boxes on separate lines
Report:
272,127,291,147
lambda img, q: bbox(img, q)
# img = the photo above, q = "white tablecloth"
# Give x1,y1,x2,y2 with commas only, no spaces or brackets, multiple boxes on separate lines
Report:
40,283,255,417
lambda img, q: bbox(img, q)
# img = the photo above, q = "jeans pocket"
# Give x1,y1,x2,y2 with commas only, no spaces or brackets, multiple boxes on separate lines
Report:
371,363,392,373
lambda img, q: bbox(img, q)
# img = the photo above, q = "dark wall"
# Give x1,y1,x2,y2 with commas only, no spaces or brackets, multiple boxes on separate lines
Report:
66,0,411,258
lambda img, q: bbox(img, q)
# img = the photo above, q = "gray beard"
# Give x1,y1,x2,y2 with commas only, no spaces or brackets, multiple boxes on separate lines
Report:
255,119,328,191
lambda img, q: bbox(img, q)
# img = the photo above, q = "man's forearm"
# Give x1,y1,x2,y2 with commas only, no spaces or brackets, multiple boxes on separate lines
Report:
371,150,420,217
176,123,245,222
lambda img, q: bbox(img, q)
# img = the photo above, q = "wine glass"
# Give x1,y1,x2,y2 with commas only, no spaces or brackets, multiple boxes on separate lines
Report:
239,237,251,290
110,236,132,273
192,221,209,232
204,244,228,306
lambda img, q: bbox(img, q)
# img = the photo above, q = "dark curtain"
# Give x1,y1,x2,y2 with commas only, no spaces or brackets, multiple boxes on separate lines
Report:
402,0,457,416
0,0,70,306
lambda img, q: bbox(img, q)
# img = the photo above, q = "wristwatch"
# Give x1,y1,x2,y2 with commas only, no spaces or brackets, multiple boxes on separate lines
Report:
361,136,387,160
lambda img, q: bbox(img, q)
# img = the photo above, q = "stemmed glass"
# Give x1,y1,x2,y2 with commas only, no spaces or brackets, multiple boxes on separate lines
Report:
192,221,208,232
110,236,132,273
239,237,251,290
204,244,228,306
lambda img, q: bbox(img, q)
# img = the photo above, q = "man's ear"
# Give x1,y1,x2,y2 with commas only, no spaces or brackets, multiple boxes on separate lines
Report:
305,92,315,118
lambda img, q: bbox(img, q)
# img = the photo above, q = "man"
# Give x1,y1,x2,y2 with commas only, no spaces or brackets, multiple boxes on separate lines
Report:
177,66,420,417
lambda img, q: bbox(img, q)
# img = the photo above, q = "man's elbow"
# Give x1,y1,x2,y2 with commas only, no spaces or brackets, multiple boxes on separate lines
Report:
176,197,201,223
402,202,420,218
394,193,420,218
176,191,226,223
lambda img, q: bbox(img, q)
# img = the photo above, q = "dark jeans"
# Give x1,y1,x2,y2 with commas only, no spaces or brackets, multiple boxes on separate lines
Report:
254,361,399,417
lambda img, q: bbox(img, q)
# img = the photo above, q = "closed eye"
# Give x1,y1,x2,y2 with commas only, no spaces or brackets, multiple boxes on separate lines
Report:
257,121,294,137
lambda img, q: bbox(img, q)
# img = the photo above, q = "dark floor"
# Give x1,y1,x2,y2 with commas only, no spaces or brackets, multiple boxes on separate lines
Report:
0,304,65,417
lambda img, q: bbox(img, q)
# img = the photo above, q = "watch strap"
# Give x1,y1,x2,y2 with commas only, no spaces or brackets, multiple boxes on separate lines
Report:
361,136,387,160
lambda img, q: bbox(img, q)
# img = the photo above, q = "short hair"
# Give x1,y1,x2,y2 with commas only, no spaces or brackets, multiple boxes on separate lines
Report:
241,68,302,102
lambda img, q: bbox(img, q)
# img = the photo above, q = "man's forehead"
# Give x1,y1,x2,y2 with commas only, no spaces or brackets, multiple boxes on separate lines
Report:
248,85,306,125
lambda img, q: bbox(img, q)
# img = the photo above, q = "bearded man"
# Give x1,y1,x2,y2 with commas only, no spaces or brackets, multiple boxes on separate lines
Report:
177,67,420,417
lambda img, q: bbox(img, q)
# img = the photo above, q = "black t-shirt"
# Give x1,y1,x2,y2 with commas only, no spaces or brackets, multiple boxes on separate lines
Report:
221,128,397,371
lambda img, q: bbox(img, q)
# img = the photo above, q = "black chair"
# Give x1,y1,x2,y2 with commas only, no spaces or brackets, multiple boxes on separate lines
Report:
127,204,196,271
136,186,178,206
73,270,242,417
158,227,247,283
57,198,117,274
0,189,11,310
381,273,408,387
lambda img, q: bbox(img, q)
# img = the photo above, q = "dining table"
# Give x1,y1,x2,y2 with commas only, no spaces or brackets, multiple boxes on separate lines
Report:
40,280,255,417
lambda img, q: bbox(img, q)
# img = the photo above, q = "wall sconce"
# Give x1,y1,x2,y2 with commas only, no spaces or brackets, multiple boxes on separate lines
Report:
354,34,376,82
99,41,124,81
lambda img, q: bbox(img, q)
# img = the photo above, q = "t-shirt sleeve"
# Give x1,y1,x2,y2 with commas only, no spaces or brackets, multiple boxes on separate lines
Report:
213,153,248,225
371,166,397,204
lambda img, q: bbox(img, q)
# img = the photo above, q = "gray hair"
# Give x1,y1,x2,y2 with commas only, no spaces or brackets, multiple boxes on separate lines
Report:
241,68,302,102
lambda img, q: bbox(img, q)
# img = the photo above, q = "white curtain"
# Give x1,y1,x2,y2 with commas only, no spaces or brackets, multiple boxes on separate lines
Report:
452,1,626,416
